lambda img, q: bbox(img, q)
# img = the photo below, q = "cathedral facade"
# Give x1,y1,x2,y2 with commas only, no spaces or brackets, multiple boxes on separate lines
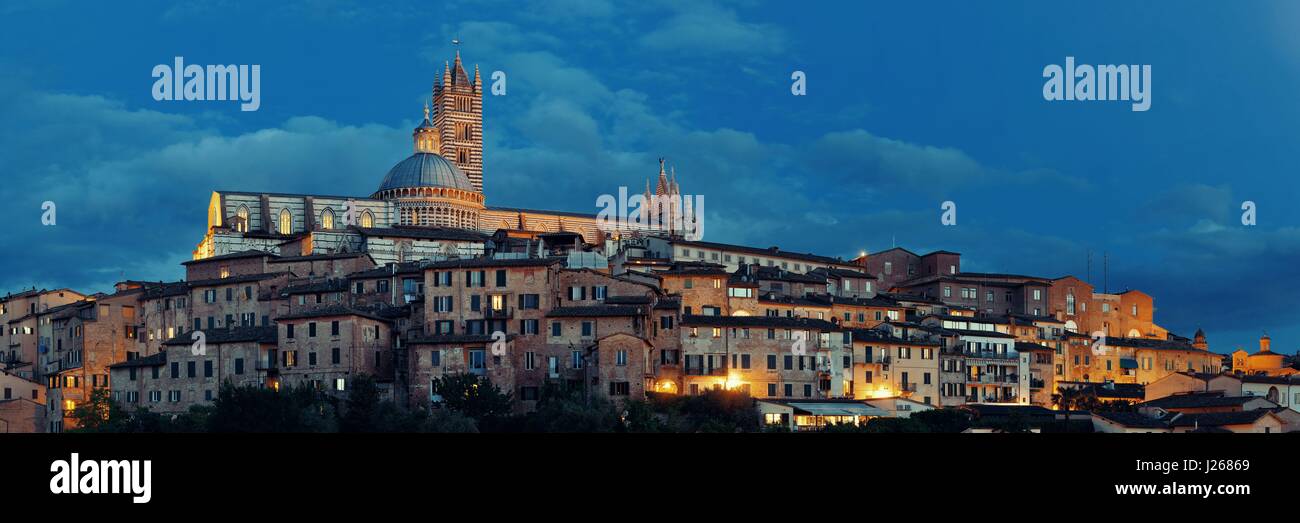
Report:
193,51,620,264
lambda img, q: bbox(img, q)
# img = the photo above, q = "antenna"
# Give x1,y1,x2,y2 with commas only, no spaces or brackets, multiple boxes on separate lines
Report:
1103,251,1109,294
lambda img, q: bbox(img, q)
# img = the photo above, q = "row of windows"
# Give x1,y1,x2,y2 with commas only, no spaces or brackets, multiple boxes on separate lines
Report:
233,205,375,234
678,248,828,273
202,286,255,303
194,314,266,331
285,321,351,339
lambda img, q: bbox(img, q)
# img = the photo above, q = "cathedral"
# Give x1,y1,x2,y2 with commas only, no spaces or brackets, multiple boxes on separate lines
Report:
193,51,667,264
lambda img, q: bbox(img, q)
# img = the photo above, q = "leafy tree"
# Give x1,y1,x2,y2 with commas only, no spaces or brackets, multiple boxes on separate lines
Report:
340,375,383,432
621,399,665,433
67,388,134,432
430,373,513,420
206,382,337,432
516,389,623,433
648,389,760,433
1051,387,1095,432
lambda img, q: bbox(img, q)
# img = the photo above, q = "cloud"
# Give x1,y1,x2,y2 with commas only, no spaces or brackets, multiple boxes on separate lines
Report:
0,81,412,294
638,2,784,56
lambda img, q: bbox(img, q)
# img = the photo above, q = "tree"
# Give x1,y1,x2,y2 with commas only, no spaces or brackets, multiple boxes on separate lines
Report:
206,383,337,432
67,388,133,432
516,389,623,433
430,373,513,420
340,375,382,432
621,399,665,433
1051,386,1095,432
648,389,760,433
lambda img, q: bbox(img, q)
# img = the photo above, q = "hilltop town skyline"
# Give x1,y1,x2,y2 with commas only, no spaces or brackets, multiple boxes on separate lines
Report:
2,2,1298,355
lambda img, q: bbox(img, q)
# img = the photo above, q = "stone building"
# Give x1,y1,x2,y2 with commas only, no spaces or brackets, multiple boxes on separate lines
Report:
43,289,142,432
109,326,278,414
275,307,394,397
0,288,86,381
676,315,848,400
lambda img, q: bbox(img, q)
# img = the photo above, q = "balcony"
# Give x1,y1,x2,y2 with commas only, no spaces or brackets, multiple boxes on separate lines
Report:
962,350,1018,360
484,307,514,319
684,367,728,377
968,374,1015,384
899,382,918,392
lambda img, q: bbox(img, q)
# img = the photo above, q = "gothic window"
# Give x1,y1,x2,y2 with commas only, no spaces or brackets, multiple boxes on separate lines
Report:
459,123,472,140
321,208,335,230
360,210,374,228
458,149,468,163
278,208,293,235
235,205,249,232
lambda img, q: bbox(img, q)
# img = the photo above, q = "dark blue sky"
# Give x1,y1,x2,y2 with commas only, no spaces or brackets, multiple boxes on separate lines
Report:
2,1,1297,355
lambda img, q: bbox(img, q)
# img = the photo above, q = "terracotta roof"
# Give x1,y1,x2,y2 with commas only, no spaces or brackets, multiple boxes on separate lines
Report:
162,326,278,346
680,315,843,331
547,305,648,318
275,306,392,323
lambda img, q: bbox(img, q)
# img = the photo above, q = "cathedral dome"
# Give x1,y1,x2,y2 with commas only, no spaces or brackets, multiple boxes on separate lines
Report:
378,152,475,193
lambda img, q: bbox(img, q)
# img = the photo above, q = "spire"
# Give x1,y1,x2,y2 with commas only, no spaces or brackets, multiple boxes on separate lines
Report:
413,103,439,153
451,48,469,86
656,157,669,195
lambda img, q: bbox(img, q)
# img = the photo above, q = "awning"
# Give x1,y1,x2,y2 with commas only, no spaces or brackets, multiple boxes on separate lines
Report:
1120,358,1139,369
790,403,887,417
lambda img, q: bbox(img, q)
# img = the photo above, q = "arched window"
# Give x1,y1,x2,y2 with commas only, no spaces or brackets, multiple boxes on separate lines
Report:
321,208,335,230
235,205,249,233
278,208,292,235
360,210,374,228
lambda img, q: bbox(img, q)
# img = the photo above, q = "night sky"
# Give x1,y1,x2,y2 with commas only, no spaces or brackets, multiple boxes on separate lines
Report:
2,0,1297,355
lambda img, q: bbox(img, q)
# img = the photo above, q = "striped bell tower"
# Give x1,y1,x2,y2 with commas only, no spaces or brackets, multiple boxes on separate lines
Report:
433,49,484,192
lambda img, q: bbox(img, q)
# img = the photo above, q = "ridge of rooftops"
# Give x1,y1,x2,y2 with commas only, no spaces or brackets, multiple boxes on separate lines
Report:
665,238,848,265
1097,409,1278,429
756,293,902,308
680,314,845,331
1138,390,1267,409
847,328,942,346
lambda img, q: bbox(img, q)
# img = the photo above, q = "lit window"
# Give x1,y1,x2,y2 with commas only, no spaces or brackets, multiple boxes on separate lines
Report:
235,206,250,232
278,209,293,234
321,209,335,230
